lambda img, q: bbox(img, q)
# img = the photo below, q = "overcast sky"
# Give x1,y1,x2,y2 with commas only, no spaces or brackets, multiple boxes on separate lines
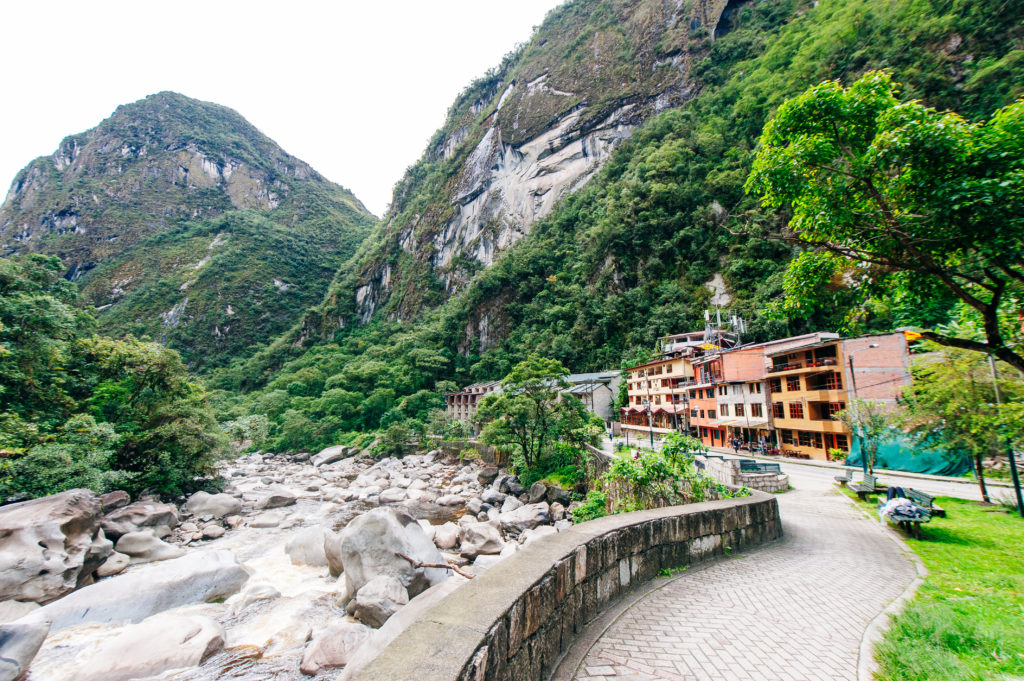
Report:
0,0,565,217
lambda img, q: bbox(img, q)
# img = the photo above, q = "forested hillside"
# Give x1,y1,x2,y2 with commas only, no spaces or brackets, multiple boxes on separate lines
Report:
217,0,1023,452
0,92,376,370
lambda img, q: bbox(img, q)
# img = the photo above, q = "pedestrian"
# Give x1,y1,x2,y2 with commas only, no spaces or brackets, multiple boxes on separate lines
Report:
732,438,740,455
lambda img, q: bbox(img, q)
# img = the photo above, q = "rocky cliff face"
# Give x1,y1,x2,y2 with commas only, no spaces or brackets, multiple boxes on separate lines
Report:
337,0,741,327
0,92,375,369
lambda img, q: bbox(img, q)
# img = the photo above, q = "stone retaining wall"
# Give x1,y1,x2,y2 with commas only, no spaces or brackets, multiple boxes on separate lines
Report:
701,456,790,494
349,491,781,681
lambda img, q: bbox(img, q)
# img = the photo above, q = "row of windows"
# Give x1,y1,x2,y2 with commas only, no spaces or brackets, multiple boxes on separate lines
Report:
779,430,849,451
769,372,844,393
771,401,846,419
718,402,764,418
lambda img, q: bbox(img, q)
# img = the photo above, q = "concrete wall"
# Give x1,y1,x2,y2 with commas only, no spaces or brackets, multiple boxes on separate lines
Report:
349,492,782,681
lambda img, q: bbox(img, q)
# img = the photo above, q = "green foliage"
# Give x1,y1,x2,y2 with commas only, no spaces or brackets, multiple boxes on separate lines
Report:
603,447,744,512
571,489,609,524
0,254,226,500
747,70,1024,371
835,399,891,474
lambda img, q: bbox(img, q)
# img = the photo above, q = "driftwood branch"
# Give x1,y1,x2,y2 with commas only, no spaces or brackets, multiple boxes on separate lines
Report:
395,551,474,579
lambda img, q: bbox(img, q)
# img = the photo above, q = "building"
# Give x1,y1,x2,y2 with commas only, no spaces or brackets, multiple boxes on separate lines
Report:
765,332,911,459
563,372,622,427
690,332,840,449
443,380,501,426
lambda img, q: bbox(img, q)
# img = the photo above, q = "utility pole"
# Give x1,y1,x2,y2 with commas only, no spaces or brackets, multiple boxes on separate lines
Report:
848,343,879,476
988,355,1024,517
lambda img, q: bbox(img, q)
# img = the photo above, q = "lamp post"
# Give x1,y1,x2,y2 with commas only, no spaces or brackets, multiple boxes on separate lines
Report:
848,343,880,475
988,355,1024,518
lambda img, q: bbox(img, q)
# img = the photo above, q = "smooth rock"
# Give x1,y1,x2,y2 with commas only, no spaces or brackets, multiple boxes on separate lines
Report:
527,481,548,504
202,524,225,539
352,575,409,628
460,522,504,558
101,500,179,540
480,488,506,505
100,490,130,512
521,525,558,545
299,621,372,675
0,618,50,681
75,614,224,681
312,445,349,467
184,491,241,518
499,502,550,536
0,489,112,604
379,487,407,504
115,530,186,564
550,501,566,521
336,507,449,598
37,550,249,631
500,496,523,513
546,485,573,506
96,551,130,577
256,486,297,509
0,601,38,624
285,526,330,567
432,522,460,550
232,584,281,613
436,494,465,507
477,467,500,486
250,513,282,529
466,497,483,515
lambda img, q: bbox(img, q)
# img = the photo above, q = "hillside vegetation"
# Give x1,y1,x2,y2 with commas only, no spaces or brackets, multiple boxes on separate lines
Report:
216,0,1023,452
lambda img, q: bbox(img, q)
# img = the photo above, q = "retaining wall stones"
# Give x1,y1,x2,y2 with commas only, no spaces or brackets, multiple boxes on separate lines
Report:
702,456,790,494
349,491,781,681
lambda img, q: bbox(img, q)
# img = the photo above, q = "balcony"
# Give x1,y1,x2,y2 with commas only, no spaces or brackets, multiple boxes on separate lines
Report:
768,358,838,373
771,417,849,433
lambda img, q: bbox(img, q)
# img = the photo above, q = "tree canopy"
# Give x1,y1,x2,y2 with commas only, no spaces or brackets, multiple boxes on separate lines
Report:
746,71,1024,372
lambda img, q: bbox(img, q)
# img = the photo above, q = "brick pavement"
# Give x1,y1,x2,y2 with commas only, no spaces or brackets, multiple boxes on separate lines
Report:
570,477,918,681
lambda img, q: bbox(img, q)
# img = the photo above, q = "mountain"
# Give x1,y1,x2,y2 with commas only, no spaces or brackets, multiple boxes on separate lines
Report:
0,92,375,369
226,0,1023,452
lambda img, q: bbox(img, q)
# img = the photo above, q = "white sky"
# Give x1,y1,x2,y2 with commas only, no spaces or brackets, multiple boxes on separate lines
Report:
0,0,565,217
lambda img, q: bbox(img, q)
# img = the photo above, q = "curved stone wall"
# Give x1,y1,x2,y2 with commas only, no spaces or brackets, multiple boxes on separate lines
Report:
349,491,782,681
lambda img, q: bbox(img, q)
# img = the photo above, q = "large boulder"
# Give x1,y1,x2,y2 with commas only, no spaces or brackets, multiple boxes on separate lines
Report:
285,526,330,567
352,575,409,628
336,507,449,598
477,467,500,486
0,618,50,681
184,491,241,518
36,550,249,631
499,502,550,537
312,445,350,468
299,621,372,675
101,500,179,540
546,485,572,506
459,522,504,558
527,481,548,504
99,490,130,512
0,488,112,604
115,531,186,564
95,551,131,578
75,614,224,681
324,531,344,578
432,522,460,550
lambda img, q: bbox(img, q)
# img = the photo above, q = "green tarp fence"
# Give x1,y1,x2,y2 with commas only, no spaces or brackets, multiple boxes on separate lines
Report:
846,430,971,477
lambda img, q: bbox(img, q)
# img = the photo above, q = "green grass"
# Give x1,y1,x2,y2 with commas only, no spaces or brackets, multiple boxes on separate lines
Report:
843,489,1024,680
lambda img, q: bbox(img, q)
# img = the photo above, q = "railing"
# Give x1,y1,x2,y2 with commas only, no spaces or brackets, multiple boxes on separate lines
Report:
768,358,837,373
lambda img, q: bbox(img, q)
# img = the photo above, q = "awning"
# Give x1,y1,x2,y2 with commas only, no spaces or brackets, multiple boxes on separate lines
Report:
737,418,770,429
712,418,741,426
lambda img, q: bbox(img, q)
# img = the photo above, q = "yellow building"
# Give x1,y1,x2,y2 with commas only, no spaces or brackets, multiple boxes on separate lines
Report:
621,355,694,443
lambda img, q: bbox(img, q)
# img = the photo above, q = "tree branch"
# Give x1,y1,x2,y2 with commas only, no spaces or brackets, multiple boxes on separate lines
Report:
395,552,474,579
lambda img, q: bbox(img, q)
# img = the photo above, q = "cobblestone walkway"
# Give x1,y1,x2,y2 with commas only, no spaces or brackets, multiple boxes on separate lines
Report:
570,475,918,681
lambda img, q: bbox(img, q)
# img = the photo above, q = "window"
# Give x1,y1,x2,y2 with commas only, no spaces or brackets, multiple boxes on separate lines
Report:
700,410,705,419
772,402,784,418
690,390,697,399
750,383,762,394
781,429,794,444
786,376,801,391
826,402,846,418
720,404,730,417
700,427,708,438
654,395,661,404
708,409,717,420
769,378,782,393
690,409,698,419
751,403,762,418
824,372,843,390
718,385,728,396
835,434,849,451
789,402,804,419
735,403,744,417
798,431,813,447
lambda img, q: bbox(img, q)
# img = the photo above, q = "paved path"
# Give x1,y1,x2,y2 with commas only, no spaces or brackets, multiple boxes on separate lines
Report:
568,469,919,681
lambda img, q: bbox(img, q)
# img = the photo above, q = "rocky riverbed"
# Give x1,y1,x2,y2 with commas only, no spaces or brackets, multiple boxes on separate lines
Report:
0,446,577,681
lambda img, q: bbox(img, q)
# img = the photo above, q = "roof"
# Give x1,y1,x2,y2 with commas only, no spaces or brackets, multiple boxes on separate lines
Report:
565,371,618,384
565,382,609,395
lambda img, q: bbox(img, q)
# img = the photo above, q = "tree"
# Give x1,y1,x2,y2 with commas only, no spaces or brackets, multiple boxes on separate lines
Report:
898,346,1024,502
475,354,576,470
836,399,891,475
746,71,1024,372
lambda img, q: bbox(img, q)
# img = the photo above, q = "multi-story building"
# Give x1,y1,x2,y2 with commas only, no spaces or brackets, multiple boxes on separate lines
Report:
443,380,501,427
690,332,840,449
620,355,696,444
765,332,911,459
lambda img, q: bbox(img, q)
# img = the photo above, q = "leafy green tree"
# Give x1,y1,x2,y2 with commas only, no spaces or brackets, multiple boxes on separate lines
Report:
476,354,593,475
899,347,1024,502
746,71,1024,372
836,399,891,475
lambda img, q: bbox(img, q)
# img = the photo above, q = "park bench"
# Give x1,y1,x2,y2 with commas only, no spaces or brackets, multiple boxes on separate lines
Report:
907,488,946,518
848,473,881,500
878,494,932,539
834,468,853,486
739,459,782,474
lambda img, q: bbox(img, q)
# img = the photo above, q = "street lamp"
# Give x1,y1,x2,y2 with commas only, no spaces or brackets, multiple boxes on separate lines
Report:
848,343,880,475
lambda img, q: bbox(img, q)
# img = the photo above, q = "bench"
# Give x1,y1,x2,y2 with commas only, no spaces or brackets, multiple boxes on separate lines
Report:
907,488,946,518
834,468,853,486
739,460,782,474
849,473,880,500
878,495,932,539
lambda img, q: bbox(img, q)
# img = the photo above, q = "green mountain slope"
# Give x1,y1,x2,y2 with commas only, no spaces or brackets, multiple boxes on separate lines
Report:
228,0,1022,452
0,92,375,369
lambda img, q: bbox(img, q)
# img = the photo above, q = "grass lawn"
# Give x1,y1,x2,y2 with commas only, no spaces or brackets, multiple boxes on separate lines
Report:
842,489,1024,680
